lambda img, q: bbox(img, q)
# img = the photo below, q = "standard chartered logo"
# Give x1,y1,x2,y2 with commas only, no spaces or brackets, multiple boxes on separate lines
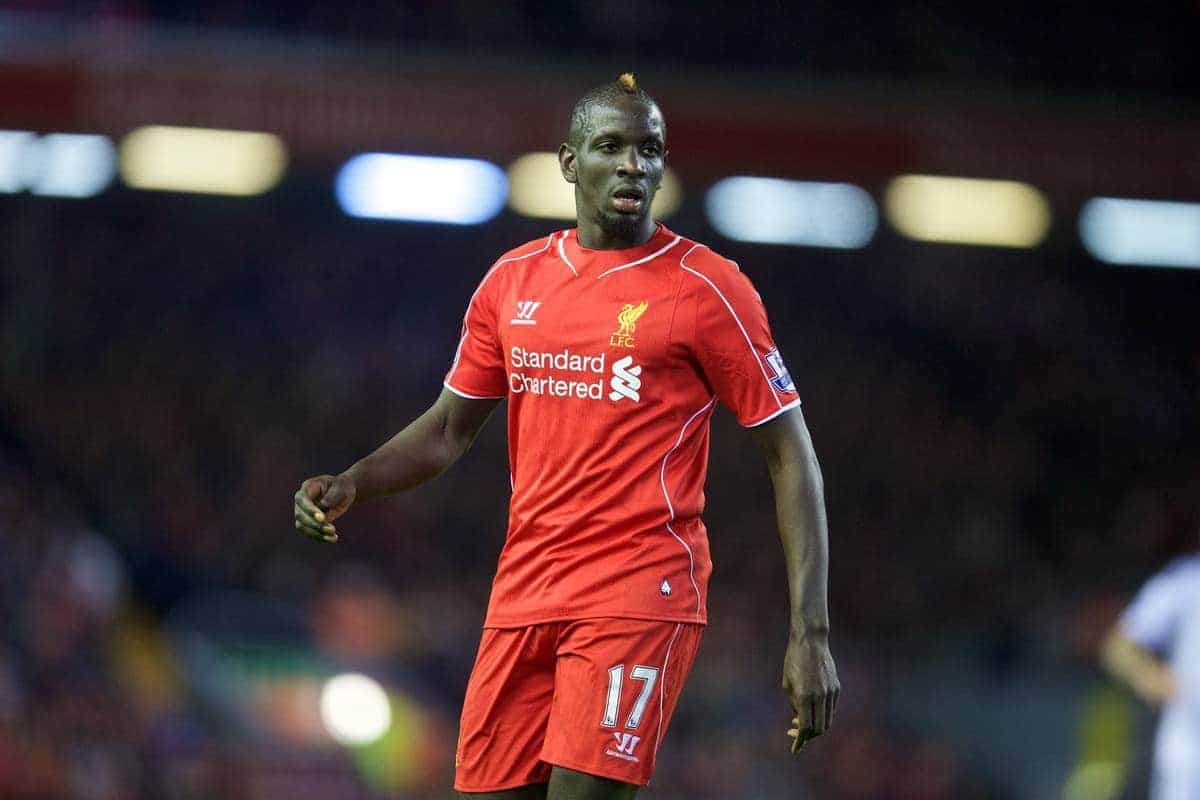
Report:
508,346,643,404
609,355,642,403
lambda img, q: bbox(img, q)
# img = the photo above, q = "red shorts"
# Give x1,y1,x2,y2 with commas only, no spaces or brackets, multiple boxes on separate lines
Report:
454,618,703,792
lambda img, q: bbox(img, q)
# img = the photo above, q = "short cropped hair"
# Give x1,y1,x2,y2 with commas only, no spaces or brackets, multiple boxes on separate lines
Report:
567,73,662,148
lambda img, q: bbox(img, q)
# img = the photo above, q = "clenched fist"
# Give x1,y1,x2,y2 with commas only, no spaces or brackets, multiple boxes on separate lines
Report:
293,473,357,543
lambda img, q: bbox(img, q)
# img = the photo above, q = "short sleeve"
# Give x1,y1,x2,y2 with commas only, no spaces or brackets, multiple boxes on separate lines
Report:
444,270,507,399
1120,563,1198,655
686,255,800,427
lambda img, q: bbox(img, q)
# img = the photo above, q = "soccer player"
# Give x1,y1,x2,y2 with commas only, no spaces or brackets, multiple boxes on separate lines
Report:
294,73,838,799
1102,550,1200,799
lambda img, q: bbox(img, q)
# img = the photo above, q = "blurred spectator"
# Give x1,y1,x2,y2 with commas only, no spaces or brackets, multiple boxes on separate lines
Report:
1101,545,1200,799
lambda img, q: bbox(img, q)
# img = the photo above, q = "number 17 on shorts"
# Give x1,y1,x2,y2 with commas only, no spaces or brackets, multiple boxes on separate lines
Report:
601,664,659,760
455,619,703,791
541,619,703,785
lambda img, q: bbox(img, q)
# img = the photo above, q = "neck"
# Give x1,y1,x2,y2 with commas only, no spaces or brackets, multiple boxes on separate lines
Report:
576,215,657,250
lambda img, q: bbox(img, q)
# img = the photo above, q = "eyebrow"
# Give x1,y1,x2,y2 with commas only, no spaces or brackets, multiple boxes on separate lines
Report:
590,127,665,142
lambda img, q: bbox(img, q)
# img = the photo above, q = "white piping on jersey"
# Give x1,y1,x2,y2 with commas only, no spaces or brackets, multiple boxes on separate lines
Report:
679,244,783,410
660,396,716,618
596,235,683,279
555,231,579,276
555,231,685,279
745,397,802,427
655,622,683,758
448,234,554,385
442,380,504,400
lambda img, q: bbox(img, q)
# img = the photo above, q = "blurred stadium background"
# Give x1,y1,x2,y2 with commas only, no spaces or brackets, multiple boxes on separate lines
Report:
2,2,1200,798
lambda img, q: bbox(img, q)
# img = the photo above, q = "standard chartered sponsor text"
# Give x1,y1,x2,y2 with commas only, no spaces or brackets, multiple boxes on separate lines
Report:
511,346,606,372
510,346,607,399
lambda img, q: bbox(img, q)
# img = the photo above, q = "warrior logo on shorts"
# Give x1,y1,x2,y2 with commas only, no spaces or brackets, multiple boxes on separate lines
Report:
611,732,641,756
660,579,672,596
610,301,648,348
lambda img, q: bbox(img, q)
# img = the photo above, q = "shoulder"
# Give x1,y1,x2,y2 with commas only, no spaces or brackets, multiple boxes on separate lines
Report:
1149,554,1200,588
673,238,760,304
493,232,560,267
1130,555,1200,613
471,231,562,299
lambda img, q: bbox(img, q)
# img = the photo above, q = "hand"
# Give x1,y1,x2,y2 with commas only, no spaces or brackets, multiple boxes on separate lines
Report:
783,632,839,753
293,473,357,543
1133,663,1176,707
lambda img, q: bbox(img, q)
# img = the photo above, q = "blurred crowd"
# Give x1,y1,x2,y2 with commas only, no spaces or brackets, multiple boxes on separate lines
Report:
1,180,1197,799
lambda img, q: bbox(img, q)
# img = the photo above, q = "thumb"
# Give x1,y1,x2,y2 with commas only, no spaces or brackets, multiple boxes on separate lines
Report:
319,481,346,511
319,478,355,520
303,475,335,504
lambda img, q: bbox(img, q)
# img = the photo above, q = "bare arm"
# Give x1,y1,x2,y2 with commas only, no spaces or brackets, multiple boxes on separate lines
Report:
751,406,839,752
1101,626,1175,706
293,388,501,542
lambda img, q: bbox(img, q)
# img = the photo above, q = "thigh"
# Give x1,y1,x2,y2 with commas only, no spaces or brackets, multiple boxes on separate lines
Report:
541,619,703,787
459,786,547,800
455,625,559,794
547,765,638,800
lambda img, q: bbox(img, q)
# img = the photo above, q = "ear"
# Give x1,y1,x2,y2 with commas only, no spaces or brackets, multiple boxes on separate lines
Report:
558,143,577,184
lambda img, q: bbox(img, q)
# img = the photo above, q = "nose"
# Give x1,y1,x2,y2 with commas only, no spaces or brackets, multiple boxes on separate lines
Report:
616,146,645,178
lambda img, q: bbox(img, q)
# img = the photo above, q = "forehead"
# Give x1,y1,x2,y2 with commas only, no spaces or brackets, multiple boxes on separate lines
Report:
583,99,665,141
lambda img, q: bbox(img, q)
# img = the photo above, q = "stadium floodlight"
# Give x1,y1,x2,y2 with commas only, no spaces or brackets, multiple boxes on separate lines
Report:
705,177,877,248
0,131,37,193
1079,197,1200,270
319,672,392,747
119,126,287,196
336,153,508,225
506,152,682,220
0,131,116,198
29,134,117,198
884,174,1051,248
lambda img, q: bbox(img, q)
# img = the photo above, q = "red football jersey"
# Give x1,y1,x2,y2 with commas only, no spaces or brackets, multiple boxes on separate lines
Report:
445,224,799,627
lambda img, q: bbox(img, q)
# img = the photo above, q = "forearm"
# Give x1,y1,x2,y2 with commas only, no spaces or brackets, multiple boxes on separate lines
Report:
1101,629,1173,702
768,451,830,637
343,405,463,503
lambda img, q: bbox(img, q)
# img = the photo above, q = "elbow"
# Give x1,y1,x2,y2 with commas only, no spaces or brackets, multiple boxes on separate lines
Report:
426,406,465,473
770,451,824,498
439,415,478,467
789,448,824,497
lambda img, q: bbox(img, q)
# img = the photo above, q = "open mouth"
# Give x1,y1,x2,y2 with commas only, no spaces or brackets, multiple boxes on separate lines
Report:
612,186,646,214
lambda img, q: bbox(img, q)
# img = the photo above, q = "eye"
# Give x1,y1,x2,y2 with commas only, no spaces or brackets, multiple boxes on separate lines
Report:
641,144,662,157
599,141,619,153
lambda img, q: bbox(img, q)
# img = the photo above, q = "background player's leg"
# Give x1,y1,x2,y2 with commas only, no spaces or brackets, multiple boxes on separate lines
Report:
546,766,638,800
459,784,548,800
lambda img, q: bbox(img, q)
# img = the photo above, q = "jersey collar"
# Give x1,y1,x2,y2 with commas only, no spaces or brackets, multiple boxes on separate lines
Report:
558,224,682,279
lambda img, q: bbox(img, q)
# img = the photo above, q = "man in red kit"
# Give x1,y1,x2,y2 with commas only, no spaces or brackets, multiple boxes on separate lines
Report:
294,73,838,799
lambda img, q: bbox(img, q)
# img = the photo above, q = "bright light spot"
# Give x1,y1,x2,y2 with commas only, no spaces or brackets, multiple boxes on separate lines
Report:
0,131,38,193
119,126,287,196
0,131,115,197
506,152,682,220
1079,197,1200,269
29,134,117,198
705,177,877,248
505,153,567,218
885,174,1051,248
336,153,507,224
320,673,392,747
